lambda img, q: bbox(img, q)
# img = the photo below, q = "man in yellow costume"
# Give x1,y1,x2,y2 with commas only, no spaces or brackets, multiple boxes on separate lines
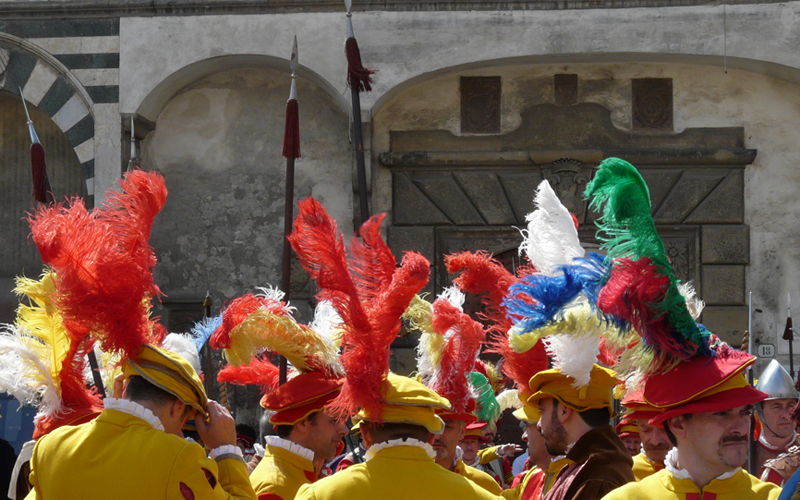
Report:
295,373,504,500
620,390,670,481
601,342,780,500
26,345,256,500
209,290,349,500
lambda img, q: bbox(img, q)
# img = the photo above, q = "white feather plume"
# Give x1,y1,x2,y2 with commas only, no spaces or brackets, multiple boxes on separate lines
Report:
163,333,202,377
544,331,600,390
0,324,61,419
309,300,344,348
519,180,585,275
438,286,465,311
678,282,705,320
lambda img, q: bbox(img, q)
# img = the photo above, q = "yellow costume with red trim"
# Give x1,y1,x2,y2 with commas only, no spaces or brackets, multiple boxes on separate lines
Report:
503,467,545,500
632,452,664,482
250,437,317,500
455,459,503,494
601,467,780,500
25,400,254,500
296,443,501,500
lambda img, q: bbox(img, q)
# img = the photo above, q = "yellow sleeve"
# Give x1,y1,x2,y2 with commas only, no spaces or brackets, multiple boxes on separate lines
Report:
168,443,257,500
295,483,316,500
478,446,500,465
500,480,523,500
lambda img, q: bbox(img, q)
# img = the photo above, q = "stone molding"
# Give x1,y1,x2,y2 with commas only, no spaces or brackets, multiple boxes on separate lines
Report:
0,0,787,17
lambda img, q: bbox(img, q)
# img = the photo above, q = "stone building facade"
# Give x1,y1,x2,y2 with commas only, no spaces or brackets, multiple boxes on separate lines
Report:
2,0,800,425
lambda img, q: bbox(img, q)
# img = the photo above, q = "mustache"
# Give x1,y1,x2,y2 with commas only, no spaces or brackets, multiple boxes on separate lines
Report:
721,435,748,444
645,443,671,451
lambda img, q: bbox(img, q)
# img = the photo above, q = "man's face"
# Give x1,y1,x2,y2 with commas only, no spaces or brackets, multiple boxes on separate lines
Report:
481,427,496,445
459,437,481,462
522,421,551,467
537,398,569,456
306,411,349,461
673,405,753,473
637,419,671,464
761,399,797,440
432,418,465,466
620,435,641,456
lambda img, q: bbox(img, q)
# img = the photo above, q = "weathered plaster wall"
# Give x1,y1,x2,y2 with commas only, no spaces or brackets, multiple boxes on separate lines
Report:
142,67,352,305
120,4,800,122
373,61,800,371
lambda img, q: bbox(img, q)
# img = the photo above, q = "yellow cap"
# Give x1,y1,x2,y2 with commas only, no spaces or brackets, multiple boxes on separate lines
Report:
356,372,450,434
527,364,617,416
512,404,541,424
123,345,208,417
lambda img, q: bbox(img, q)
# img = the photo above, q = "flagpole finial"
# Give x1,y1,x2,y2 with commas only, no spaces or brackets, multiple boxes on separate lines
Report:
289,36,298,100
19,87,41,144
345,0,355,38
130,115,136,159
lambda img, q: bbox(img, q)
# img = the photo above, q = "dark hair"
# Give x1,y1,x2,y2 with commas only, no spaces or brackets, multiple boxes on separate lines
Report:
274,411,320,439
663,414,692,447
126,376,178,407
364,422,431,444
577,408,611,428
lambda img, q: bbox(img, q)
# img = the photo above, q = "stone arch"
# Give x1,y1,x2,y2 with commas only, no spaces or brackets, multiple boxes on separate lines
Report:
135,54,348,123
0,33,96,186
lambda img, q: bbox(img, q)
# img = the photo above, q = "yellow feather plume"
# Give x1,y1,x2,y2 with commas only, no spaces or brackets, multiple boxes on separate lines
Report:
13,271,71,390
403,294,446,379
226,310,343,375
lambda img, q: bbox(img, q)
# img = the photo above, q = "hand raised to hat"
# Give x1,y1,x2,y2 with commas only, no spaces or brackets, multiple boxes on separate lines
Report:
196,400,237,449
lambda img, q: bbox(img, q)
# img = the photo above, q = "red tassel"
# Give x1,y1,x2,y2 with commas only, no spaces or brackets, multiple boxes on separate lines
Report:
282,99,300,159
345,37,376,93
31,142,52,204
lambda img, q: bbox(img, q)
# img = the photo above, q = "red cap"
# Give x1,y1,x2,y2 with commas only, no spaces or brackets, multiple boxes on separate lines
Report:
262,372,344,425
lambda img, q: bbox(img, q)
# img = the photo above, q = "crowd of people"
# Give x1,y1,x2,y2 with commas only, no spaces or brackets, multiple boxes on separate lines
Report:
2,158,800,500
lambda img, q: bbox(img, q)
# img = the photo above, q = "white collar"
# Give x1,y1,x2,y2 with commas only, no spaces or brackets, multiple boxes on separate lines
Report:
664,447,738,483
104,398,165,431
454,445,464,463
364,438,436,461
758,430,797,451
265,435,315,462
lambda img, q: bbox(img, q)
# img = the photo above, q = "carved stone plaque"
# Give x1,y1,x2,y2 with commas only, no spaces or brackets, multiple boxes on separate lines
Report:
542,158,594,222
633,78,673,130
554,74,578,106
460,76,501,134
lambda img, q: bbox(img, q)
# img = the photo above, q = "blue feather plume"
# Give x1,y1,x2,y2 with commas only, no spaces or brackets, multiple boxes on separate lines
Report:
191,314,222,361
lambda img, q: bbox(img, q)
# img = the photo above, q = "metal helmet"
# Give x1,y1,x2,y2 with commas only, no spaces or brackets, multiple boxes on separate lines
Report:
756,360,799,401
755,360,799,425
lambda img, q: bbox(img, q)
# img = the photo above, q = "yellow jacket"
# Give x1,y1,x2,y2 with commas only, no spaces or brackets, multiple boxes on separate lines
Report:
295,441,502,500
631,453,664,482
601,468,781,500
455,459,503,494
250,438,317,500
25,405,255,500
502,467,544,500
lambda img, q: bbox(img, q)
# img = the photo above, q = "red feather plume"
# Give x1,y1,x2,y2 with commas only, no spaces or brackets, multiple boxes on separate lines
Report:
430,298,485,413
28,171,167,359
289,197,429,420
444,251,519,334
218,355,280,394
488,331,549,398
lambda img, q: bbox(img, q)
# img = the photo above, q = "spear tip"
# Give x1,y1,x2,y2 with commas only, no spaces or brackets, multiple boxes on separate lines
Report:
290,35,298,75
344,0,352,13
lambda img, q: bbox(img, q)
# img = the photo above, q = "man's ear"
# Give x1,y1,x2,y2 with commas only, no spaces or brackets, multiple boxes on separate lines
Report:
169,399,186,418
456,421,466,441
359,422,373,448
558,403,572,424
667,416,687,440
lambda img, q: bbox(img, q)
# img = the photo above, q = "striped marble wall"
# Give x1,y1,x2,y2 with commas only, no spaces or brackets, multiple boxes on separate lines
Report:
0,18,121,195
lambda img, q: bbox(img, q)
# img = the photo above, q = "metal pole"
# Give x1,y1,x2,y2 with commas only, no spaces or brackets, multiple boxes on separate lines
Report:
747,291,755,475
351,89,369,225
279,155,295,385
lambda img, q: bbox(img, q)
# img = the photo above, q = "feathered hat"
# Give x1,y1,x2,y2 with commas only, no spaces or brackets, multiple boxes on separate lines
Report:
0,271,102,438
584,157,766,423
213,288,345,426
288,198,447,433
406,287,484,423
27,170,208,417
